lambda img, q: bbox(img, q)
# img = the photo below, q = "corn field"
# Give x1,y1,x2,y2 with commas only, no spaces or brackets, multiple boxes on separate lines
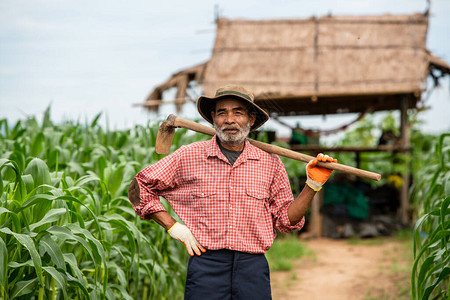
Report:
1,108,449,299
0,109,209,299
411,133,450,299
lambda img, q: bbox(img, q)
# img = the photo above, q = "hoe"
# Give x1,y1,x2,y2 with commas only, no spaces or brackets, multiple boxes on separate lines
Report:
155,114,381,181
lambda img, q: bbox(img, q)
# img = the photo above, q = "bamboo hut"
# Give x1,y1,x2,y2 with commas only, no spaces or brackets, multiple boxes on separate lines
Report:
139,11,450,236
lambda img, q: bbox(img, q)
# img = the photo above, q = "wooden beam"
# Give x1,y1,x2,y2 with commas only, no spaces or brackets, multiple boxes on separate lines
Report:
175,75,190,113
308,191,323,238
289,145,409,153
399,96,411,224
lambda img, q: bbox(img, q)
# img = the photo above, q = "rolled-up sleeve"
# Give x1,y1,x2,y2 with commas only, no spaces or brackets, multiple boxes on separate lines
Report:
269,157,305,232
131,149,183,219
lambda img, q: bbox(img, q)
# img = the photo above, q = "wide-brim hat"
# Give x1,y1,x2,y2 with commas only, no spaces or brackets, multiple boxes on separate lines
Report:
197,85,269,132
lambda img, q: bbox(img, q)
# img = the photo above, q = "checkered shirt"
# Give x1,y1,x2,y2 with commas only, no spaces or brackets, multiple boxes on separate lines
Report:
133,136,305,253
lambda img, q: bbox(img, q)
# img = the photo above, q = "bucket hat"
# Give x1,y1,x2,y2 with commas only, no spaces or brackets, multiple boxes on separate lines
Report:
197,85,269,131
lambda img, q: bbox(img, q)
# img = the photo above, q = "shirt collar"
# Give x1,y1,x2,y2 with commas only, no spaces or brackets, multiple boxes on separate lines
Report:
206,135,260,163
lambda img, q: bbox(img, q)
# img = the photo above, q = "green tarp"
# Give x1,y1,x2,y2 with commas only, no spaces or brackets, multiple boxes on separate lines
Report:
323,183,369,220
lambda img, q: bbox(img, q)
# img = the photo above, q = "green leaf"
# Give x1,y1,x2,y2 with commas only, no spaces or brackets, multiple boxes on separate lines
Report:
43,266,68,299
417,255,435,292
116,133,128,148
0,237,8,290
42,105,53,128
66,224,105,266
101,214,139,257
30,132,45,157
107,261,127,287
66,224,108,294
91,112,102,127
105,286,115,299
24,158,51,188
0,159,26,201
0,207,21,233
421,267,450,300
109,164,125,197
109,284,134,300
74,174,101,187
67,161,85,176
444,173,450,196
39,234,66,271
0,227,43,285
21,174,35,194
47,226,96,264
0,170,3,195
8,259,34,268
29,208,67,231
63,253,87,286
8,151,26,172
441,196,450,224
48,149,61,170
429,229,450,245
96,156,108,180
10,278,39,298
67,273,92,299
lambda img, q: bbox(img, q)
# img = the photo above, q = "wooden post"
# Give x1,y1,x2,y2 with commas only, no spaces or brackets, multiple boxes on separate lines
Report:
175,75,189,113
399,96,411,224
309,190,323,237
355,152,361,170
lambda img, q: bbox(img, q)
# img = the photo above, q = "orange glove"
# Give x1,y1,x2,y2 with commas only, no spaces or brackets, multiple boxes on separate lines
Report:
306,153,337,191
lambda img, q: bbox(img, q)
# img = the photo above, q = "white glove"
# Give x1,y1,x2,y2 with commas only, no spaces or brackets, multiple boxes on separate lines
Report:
168,222,206,256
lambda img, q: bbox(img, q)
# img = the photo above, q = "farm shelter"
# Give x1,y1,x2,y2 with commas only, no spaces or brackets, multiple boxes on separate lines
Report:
139,11,450,236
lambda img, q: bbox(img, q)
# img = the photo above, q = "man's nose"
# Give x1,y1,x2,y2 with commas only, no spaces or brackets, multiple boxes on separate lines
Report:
224,113,236,124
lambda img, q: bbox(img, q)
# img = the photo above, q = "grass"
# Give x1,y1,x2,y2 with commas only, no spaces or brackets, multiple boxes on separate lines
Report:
266,234,310,271
347,235,387,245
346,228,413,246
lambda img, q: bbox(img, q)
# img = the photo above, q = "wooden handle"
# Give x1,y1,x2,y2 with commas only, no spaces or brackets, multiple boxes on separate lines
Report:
172,116,381,181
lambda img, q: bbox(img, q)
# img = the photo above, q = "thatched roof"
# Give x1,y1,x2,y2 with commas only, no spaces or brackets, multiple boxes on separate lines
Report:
141,12,450,116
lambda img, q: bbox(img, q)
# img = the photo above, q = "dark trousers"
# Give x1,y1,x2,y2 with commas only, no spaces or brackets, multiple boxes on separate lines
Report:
184,249,272,300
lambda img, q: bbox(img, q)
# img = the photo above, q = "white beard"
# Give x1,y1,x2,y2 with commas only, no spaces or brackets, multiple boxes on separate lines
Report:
214,120,251,145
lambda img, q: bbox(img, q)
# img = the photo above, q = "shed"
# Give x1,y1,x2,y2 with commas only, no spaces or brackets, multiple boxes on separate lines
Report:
139,11,450,235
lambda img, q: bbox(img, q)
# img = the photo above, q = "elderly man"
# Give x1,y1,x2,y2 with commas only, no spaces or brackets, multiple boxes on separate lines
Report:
129,85,336,299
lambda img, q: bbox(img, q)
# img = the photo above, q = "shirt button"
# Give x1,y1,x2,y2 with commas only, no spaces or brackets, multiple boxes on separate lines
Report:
201,193,205,196
230,186,233,190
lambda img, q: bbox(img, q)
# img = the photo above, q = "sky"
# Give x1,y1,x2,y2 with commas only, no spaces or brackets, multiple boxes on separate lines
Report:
1,0,449,140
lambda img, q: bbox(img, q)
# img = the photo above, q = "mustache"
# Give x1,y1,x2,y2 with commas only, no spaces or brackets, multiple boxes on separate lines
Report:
220,126,240,130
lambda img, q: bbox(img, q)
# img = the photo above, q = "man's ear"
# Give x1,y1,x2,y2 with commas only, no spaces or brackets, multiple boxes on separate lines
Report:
250,111,256,127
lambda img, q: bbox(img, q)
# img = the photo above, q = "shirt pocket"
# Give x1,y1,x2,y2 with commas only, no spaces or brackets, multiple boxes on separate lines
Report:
244,187,274,238
245,188,269,201
192,189,216,199
244,186,270,215
192,188,217,216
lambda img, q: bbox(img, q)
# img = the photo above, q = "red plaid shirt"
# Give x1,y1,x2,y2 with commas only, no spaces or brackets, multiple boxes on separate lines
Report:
133,136,305,253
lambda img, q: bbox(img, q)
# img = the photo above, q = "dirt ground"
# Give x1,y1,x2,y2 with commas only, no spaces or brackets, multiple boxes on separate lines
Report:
270,237,412,300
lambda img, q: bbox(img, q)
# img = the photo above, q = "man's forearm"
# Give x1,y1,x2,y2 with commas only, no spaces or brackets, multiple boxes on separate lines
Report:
287,185,317,225
150,211,177,230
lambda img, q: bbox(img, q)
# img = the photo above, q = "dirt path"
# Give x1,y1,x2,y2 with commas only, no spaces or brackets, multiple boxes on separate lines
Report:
270,237,411,300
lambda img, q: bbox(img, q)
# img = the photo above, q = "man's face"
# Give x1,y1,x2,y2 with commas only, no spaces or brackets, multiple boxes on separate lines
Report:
212,98,256,145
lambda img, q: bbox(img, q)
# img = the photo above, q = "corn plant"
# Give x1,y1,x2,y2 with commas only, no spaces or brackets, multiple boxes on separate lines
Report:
411,133,450,299
0,109,209,299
